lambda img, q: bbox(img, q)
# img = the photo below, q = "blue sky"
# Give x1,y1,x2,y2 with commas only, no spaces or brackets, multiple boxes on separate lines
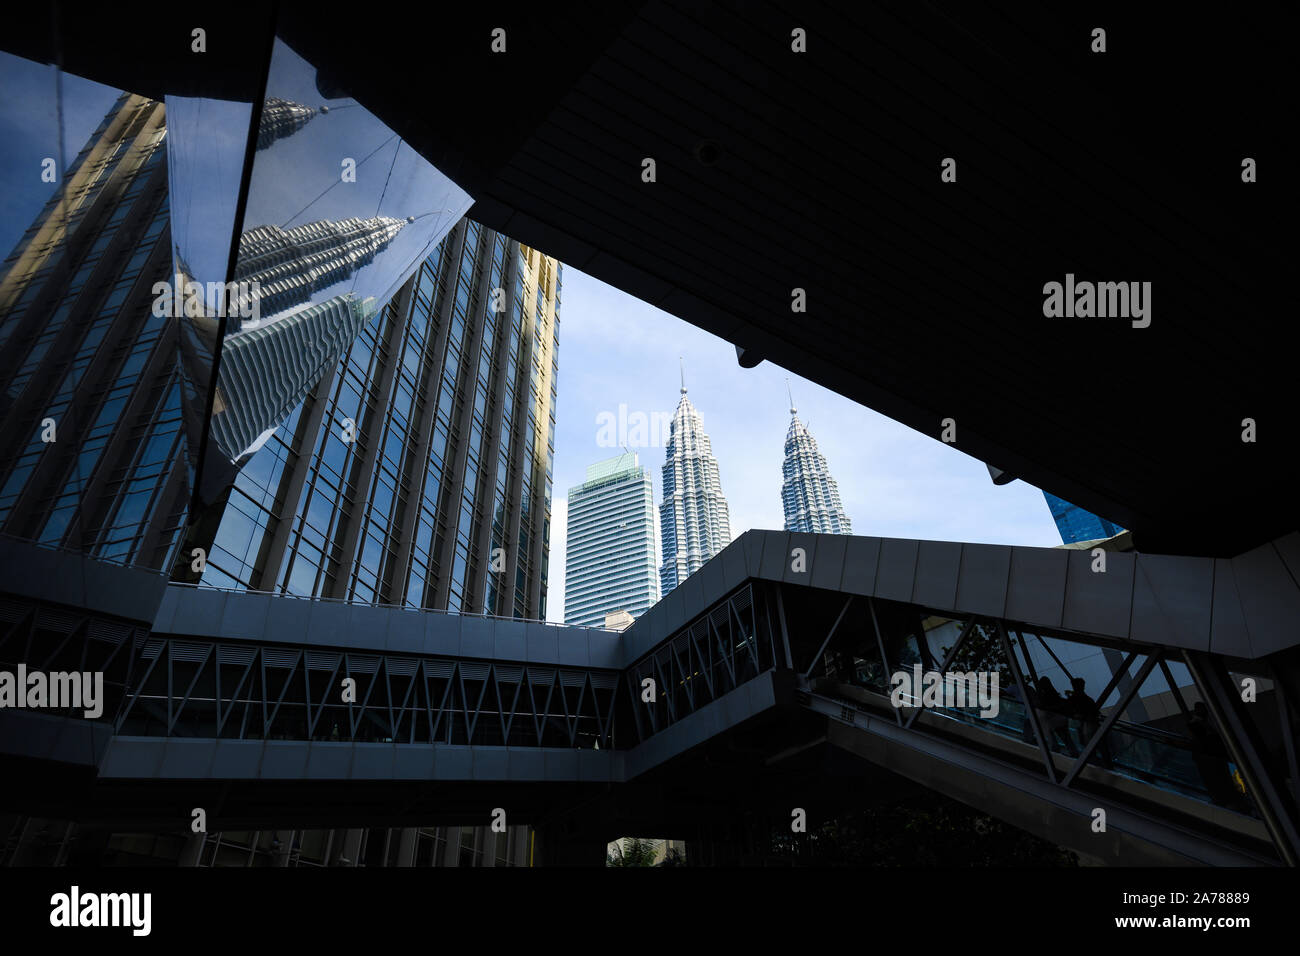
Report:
545,267,1063,622
0,53,123,258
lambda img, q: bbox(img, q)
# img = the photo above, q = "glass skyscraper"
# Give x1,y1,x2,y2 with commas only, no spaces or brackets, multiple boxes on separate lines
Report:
0,92,187,571
1042,491,1125,545
659,379,731,595
564,452,659,628
780,401,852,534
199,217,561,620
0,86,556,867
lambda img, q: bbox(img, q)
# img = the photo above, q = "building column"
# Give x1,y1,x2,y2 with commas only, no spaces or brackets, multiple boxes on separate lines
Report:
531,821,608,867
440,826,461,867
333,828,364,867
272,830,295,866
177,832,206,867
394,827,418,867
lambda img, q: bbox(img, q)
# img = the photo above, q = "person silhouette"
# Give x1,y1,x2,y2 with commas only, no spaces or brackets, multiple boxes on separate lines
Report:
1066,677,1112,768
1034,677,1078,757
1187,701,1240,807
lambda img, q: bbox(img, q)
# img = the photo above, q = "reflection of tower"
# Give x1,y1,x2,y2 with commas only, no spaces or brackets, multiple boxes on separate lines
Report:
0,92,187,569
659,369,731,595
256,97,329,150
209,294,376,464
233,216,411,319
781,392,852,534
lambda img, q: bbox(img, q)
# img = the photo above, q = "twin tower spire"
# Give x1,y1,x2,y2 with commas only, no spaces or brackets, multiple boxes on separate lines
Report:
658,368,852,595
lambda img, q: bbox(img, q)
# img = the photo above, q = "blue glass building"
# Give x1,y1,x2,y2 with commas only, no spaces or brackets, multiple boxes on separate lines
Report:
1042,491,1125,544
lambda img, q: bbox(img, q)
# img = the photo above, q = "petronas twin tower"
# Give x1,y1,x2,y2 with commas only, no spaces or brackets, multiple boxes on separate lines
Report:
781,398,852,535
659,380,733,595
658,377,851,596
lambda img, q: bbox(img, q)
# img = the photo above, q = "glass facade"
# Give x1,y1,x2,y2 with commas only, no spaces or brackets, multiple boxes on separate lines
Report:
200,218,560,621
0,59,554,866
0,90,188,571
564,452,659,628
1043,491,1125,545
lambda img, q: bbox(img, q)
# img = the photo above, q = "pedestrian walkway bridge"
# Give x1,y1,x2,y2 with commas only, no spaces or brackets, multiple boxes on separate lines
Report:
2,529,1297,865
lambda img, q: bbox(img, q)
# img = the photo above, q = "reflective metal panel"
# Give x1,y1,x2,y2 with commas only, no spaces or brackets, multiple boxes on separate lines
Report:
180,36,472,575
0,53,186,571
197,38,470,486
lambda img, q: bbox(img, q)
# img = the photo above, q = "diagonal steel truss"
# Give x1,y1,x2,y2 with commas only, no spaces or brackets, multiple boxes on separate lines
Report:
786,585,1300,865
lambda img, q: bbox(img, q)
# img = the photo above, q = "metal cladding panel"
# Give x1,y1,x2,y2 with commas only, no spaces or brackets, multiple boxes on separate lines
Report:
811,534,846,591
0,712,85,764
1209,558,1255,659
386,610,425,654
841,536,882,596
681,568,707,618
721,537,748,591
79,559,170,625
426,613,461,657
577,749,614,782
524,622,559,664
1062,549,1135,640
389,746,431,780
158,739,217,778
264,596,306,646
151,587,181,633
646,602,669,647
699,551,727,603
218,591,271,641
261,741,311,779
544,749,578,780
346,604,390,649
875,538,919,603
588,632,621,670
554,629,589,668
912,540,962,611
306,742,353,779
493,623,527,664
435,746,472,780
472,747,509,780
741,530,765,577
459,615,495,660
305,601,349,648
954,543,1010,619
1230,541,1300,658
1273,532,1300,587
508,748,546,780
660,585,687,637
168,588,228,636
783,533,817,584
1129,554,1214,653
758,531,790,581
98,737,166,778
1005,547,1069,629
209,739,266,779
